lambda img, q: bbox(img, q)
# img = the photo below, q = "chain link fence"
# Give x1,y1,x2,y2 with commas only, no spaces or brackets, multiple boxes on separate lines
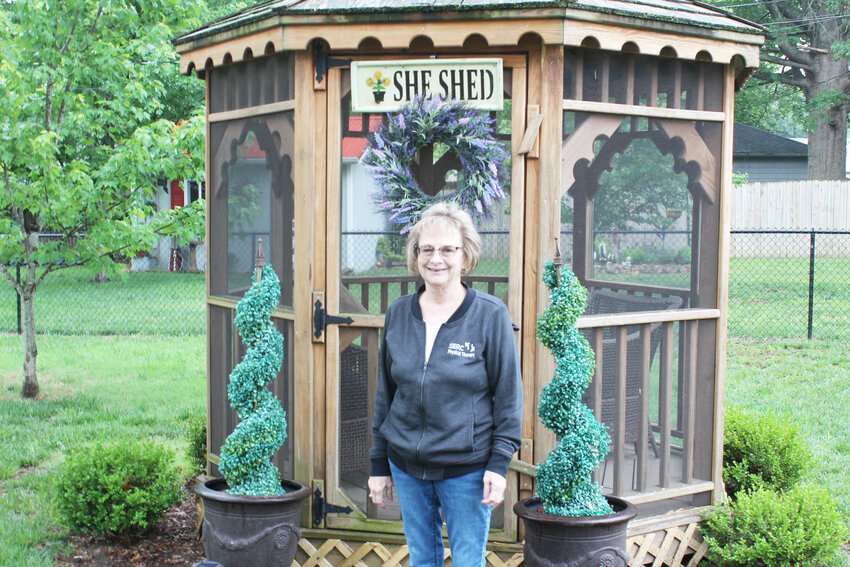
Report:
730,229,850,341
2,230,848,340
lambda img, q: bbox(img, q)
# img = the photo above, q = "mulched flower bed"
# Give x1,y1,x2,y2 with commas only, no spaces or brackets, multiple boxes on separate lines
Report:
55,481,206,566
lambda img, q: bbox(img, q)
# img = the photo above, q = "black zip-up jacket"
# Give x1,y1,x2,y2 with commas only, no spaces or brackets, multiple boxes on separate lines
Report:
369,287,523,480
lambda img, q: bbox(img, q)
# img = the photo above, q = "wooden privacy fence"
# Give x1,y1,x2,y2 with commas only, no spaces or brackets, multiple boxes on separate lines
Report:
732,180,850,258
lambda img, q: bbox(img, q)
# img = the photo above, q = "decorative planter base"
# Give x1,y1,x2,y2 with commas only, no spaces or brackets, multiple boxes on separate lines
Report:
196,478,310,567
514,496,637,567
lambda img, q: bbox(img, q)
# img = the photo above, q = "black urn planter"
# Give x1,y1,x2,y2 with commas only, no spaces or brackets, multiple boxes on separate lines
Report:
196,478,310,567
514,496,637,567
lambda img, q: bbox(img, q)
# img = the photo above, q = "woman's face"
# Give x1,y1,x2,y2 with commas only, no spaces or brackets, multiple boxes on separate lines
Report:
416,224,465,290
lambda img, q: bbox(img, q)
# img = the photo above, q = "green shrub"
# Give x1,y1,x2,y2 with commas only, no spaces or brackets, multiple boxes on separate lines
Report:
56,440,182,538
675,246,691,264
621,246,651,264
702,484,847,566
183,408,207,473
375,236,405,267
723,407,811,498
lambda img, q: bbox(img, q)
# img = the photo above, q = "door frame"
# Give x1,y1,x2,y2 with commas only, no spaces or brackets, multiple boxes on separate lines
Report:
321,53,529,542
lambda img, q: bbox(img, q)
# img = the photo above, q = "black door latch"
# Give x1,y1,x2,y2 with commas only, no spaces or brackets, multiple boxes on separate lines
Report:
313,297,354,339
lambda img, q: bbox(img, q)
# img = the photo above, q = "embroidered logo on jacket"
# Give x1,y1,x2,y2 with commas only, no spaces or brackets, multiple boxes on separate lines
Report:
447,342,476,358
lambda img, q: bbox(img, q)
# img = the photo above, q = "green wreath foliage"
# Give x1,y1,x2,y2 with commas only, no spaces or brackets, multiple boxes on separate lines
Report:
535,262,613,516
362,96,508,233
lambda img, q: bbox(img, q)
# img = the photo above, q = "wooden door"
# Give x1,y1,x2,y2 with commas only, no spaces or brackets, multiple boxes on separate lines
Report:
321,56,528,542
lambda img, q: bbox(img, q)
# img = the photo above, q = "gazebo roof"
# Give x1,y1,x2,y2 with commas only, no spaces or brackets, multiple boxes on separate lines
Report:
175,0,763,74
177,0,761,44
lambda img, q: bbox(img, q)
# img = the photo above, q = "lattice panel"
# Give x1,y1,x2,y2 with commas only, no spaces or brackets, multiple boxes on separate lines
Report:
282,515,711,566
293,538,524,567
627,520,709,567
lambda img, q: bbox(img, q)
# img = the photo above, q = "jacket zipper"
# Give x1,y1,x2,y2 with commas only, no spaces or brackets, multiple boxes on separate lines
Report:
415,360,427,472
415,323,440,478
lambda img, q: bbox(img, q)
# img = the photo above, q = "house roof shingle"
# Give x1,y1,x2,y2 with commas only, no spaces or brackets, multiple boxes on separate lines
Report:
733,123,808,159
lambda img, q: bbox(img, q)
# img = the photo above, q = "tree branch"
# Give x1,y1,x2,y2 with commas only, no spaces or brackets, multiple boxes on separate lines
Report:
3,164,24,228
775,40,811,65
34,264,58,290
57,11,80,58
75,7,104,55
761,54,812,71
775,70,809,88
0,264,24,297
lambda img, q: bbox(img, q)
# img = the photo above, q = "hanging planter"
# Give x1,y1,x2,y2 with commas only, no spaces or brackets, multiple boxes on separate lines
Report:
514,261,637,566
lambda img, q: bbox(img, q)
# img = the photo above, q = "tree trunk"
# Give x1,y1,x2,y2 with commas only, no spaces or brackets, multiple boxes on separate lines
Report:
21,222,41,399
807,100,849,180
21,290,39,399
806,22,850,180
188,240,198,272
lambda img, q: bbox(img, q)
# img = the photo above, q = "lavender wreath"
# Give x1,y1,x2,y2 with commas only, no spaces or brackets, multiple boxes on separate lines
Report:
362,97,509,234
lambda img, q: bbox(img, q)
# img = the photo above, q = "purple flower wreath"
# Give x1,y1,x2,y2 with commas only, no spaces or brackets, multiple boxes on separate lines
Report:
361,97,509,234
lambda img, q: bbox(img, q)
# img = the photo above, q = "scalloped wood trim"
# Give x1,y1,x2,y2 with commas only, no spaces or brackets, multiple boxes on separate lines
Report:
564,20,761,68
179,16,760,77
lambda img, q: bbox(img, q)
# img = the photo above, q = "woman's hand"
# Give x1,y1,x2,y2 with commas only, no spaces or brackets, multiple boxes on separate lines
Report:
481,471,506,506
368,476,394,506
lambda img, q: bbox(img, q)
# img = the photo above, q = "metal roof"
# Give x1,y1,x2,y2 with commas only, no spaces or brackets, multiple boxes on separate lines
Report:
176,0,762,46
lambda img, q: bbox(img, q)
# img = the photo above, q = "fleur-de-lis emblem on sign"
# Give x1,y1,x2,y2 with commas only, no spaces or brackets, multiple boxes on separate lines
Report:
366,71,390,103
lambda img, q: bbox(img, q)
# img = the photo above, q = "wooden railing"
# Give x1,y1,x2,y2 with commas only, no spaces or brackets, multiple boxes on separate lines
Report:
341,274,508,313
576,307,719,500
584,278,691,306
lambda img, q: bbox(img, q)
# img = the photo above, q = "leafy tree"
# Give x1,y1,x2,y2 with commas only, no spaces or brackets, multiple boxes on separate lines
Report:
713,0,849,179
0,1,206,399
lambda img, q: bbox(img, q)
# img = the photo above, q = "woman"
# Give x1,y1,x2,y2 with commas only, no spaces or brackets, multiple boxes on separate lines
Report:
368,202,523,567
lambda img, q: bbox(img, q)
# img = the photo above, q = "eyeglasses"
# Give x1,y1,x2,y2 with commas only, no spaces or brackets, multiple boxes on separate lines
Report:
416,245,463,259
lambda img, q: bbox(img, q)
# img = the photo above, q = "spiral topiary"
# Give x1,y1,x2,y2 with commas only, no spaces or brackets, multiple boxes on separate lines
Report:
535,262,613,516
218,264,287,496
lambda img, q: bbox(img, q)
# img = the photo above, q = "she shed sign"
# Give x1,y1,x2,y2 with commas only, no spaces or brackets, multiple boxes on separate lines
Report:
350,58,503,112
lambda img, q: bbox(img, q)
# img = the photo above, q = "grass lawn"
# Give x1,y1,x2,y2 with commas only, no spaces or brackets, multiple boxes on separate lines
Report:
725,338,850,519
0,334,205,567
0,333,847,565
0,267,205,335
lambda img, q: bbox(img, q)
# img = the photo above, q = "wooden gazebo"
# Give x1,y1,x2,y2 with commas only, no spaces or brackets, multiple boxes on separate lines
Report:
175,1,763,564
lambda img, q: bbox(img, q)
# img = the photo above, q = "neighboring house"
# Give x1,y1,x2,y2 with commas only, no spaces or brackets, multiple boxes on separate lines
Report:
733,122,808,182
131,179,206,272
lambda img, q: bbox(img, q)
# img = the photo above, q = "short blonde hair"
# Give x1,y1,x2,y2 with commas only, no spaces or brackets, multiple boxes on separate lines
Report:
406,202,482,275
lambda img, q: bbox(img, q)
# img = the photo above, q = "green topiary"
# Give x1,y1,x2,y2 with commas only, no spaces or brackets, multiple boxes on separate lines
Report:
723,407,812,498
702,484,847,566
534,262,612,516
217,264,288,496
56,440,181,538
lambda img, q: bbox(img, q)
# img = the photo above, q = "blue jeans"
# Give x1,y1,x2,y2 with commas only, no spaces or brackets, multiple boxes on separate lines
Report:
390,461,492,567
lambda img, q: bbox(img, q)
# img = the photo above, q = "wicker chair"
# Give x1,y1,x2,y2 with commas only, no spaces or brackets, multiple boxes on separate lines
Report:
582,290,684,459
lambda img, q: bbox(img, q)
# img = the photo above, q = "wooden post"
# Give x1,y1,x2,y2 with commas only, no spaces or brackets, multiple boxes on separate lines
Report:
255,238,265,282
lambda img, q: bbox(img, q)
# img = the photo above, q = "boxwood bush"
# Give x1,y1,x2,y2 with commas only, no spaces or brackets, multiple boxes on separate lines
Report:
182,408,207,473
723,407,811,498
57,440,182,538
702,484,847,567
